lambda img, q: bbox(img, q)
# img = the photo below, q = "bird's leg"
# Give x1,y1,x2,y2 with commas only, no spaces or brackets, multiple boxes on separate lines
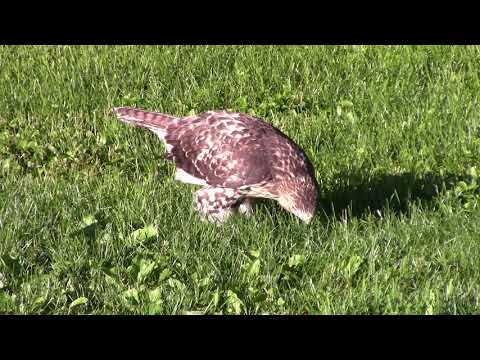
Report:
237,197,255,217
194,187,243,223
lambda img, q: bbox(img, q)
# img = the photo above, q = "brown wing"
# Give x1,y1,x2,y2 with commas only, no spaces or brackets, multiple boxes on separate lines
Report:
165,111,274,188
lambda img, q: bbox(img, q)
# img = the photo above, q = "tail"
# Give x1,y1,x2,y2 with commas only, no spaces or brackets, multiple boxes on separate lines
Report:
112,107,177,131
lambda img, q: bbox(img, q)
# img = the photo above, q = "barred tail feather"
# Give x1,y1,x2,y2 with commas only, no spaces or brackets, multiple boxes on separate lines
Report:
113,107,178,140
113,107,176,129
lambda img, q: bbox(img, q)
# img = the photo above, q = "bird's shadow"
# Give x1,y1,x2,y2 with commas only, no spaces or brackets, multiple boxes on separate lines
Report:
317,170,462,221
69,211,109,244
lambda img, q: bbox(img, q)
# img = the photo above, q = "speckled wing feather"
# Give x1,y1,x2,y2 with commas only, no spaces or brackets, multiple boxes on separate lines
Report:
165,111,275,189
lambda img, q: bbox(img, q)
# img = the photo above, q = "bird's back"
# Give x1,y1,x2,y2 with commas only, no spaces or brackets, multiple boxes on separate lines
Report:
166,111,315,190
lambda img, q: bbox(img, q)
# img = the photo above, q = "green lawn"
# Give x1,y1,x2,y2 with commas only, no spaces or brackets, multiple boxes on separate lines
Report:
1,45,480,314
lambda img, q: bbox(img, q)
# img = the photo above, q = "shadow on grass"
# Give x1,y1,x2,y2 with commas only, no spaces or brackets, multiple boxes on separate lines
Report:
69,211,109,244
319,171,462,220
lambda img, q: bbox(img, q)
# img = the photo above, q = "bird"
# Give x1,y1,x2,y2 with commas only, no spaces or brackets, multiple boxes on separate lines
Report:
112,107,319,224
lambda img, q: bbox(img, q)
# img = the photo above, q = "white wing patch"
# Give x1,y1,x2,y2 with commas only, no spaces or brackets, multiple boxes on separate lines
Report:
175,168,207,186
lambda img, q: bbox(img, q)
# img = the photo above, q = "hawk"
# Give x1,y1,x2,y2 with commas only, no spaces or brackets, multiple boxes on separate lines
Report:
113,107,319,223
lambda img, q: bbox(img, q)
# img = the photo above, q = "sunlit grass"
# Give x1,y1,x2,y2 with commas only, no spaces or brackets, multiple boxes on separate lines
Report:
1,45,480,314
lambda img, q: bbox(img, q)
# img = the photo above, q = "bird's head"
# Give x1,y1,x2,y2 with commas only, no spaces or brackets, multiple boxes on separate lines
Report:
277,176,319,224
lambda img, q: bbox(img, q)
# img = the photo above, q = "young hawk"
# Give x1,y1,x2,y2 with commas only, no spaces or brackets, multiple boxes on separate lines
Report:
113,107,319,223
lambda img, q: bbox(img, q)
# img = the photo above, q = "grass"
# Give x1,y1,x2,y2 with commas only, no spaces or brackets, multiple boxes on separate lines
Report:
1,45,480,314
